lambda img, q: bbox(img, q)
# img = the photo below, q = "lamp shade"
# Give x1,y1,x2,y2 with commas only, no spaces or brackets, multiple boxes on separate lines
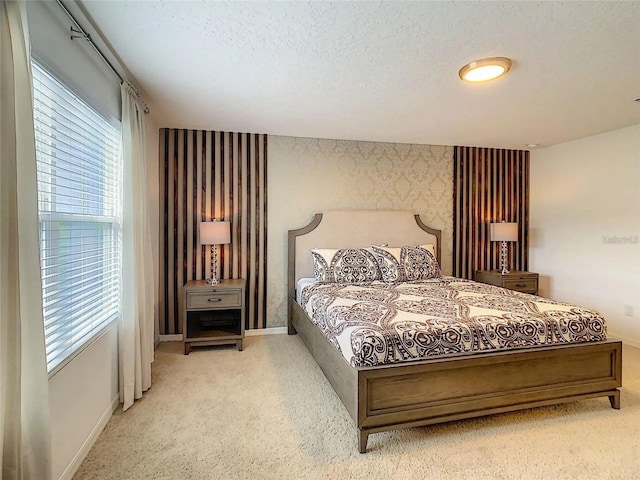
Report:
490,222,518,242
199,221,231,245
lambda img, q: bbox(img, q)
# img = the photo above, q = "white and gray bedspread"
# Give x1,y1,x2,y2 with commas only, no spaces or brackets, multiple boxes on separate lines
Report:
299,277,607,367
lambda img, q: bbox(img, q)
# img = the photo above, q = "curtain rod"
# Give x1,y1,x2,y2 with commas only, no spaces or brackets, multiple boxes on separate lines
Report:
55,0,150,114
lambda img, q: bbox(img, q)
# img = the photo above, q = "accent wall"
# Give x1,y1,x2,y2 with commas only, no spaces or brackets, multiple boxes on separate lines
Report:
159,129,268,334
453,147,530,279
267,136,454,328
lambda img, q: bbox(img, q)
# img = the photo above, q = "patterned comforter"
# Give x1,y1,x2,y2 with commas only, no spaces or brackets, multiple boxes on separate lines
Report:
299,277,607,367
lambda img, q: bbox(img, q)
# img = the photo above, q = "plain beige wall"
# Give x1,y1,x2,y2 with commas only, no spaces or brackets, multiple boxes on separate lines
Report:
529,124,640,346
49,326,118,479
266,136,453,327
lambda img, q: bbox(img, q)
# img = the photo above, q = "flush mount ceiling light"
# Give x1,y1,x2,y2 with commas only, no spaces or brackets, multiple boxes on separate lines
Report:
459,57,512,83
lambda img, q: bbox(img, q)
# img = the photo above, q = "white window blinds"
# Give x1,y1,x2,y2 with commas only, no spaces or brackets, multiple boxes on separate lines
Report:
27,0,121,123
32,61,122,374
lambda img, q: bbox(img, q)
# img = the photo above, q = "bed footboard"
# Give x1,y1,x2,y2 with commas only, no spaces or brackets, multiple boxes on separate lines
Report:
292,297,622,453
356,340,622,452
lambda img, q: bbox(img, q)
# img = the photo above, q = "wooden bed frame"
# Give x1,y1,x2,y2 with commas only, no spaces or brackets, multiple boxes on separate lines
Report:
287,211,622,453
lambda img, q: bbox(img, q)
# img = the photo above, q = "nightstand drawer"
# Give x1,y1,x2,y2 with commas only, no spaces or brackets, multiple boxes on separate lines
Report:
186,291,242,309
503,279,537,293
475,270,539,295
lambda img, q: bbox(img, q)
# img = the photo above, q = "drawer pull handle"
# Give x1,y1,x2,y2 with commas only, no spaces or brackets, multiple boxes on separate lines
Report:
515,284,526,287
208,298,222,303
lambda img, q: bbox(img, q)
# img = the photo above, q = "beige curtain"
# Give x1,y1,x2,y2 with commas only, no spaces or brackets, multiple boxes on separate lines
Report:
0,0,51,478
119,83,155,411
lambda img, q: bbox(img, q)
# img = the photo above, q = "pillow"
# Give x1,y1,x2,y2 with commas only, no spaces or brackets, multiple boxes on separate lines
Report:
371,244,441,282
311,248,381,283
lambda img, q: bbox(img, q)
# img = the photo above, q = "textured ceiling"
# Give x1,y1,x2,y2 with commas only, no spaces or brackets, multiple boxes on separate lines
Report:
80,0,640,149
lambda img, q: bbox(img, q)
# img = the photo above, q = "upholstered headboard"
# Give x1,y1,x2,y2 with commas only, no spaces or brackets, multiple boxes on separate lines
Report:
287,210,441,301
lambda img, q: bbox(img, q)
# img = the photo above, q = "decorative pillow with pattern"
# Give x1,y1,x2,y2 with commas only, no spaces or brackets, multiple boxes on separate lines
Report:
311,248,381,283
371,244,440,282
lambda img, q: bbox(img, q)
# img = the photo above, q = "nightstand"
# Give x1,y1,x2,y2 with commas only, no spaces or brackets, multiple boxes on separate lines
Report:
182,279,245,354
475,270,538,295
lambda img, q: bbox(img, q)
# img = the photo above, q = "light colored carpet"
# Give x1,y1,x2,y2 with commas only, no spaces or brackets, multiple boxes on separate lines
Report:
74,336,640,480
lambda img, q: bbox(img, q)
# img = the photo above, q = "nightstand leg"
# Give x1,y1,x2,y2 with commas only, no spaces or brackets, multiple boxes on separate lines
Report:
358,428,369,454
184,343,191,355
609,390,620,409
237,339,243,351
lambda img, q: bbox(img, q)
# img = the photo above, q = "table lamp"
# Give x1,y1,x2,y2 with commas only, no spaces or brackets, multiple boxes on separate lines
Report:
199,221,231,284
490,222,518,275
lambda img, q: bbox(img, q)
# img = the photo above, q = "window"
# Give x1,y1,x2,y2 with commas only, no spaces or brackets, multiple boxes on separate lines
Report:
32,61,122,374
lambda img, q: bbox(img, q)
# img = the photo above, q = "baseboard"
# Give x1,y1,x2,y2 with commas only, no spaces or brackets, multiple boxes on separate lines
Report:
158,334,183,342
58,394,120,480
159,328,287,343
609,331,640,349
246,327,287,336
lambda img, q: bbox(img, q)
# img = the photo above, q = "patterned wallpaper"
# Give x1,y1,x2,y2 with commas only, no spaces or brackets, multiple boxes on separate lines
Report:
267,136,454,327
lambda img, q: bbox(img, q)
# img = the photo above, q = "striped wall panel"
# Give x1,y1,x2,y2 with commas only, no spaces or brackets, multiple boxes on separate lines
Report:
453,146,529,280
159,129,268,334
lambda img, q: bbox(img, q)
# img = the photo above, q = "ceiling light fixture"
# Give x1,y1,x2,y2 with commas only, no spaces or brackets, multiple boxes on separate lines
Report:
459,57,512,83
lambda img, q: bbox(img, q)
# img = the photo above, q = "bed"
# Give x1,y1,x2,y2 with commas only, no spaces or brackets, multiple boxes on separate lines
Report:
287,210,622,453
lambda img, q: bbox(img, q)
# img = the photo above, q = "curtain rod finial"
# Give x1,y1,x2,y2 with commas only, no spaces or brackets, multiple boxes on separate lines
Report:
70,26,90,41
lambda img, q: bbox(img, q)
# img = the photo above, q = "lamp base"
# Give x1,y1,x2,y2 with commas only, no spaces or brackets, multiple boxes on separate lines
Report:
499,240,511,275
207,244,221,285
